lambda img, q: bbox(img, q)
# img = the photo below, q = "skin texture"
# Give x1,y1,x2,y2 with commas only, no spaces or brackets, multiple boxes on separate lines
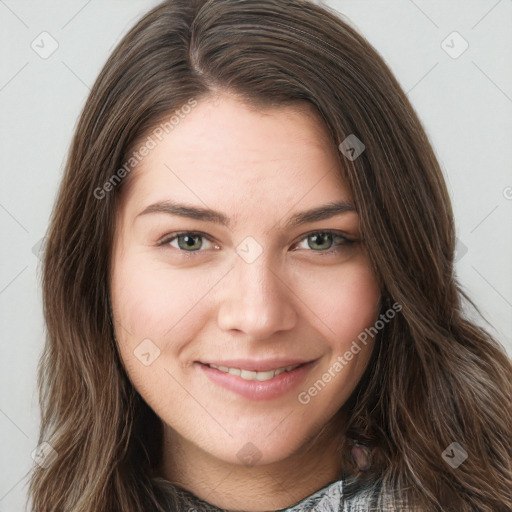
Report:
110,92,382,511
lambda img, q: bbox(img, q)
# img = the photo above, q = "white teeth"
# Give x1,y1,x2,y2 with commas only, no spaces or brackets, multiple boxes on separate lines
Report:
240,369,257,380
255,370,275,381
207,363,301,381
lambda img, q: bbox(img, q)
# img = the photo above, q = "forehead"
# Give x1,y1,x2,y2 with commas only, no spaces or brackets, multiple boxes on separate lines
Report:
118,93,352,222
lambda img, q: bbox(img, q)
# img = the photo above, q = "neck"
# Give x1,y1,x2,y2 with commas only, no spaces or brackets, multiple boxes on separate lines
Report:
158,415,345,511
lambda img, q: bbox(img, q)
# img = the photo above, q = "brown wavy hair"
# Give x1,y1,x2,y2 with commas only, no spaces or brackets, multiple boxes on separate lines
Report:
27,0,512,510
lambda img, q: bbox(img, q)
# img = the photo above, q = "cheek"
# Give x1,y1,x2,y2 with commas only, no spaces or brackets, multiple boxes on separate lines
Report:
110,249,222,352
292,258,381,346
111,255,163,344
334,269,381,345
294,261,381,413
110,250,215,413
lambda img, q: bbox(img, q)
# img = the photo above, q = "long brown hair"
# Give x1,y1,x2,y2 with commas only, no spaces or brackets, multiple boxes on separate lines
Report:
27,0,512,510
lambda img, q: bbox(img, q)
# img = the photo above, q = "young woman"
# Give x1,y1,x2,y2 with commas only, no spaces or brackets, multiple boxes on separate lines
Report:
28,0,512,511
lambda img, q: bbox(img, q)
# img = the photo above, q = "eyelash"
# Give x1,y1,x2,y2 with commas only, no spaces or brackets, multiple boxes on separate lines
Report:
157,230,356,257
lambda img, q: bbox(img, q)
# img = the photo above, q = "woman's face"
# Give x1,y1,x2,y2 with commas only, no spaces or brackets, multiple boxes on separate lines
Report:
110,92,381,471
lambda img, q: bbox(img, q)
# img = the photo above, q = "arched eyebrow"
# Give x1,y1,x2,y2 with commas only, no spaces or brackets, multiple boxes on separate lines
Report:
136,200,356,229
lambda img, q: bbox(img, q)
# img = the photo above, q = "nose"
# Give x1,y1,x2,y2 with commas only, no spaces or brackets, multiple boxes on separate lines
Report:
216,255,297,340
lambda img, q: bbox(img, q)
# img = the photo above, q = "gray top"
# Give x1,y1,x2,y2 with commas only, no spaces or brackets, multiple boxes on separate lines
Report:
151,476,399,511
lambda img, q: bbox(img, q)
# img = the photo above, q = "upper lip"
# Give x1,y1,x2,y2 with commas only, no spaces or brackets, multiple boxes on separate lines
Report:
198,358,314,372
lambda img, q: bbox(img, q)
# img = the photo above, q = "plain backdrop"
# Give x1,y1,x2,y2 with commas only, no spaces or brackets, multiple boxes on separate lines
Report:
1,0,511,509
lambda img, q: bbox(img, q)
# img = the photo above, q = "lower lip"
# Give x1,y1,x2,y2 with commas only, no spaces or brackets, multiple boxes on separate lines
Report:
198,362,315,401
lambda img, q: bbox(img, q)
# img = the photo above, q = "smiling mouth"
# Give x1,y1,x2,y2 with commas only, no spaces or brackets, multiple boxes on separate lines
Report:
197,360,316,401
205,362,304,382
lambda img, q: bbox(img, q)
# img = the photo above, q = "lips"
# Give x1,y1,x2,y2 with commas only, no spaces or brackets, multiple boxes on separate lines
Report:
198,359,316,401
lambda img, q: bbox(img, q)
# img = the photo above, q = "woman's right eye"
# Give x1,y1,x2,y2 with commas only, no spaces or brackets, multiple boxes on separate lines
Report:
158,231,220,253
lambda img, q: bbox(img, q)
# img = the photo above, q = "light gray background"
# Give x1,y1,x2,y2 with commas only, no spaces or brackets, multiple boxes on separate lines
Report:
1,0,511,509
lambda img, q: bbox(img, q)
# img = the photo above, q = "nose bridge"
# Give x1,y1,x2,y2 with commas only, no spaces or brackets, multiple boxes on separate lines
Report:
216,250,297,339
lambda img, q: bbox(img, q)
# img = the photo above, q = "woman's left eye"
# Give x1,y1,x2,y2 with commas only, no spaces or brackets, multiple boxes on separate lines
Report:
292,231,356,255
158,230,355,256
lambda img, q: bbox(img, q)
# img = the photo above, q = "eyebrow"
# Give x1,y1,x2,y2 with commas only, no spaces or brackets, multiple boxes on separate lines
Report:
136,199,356,229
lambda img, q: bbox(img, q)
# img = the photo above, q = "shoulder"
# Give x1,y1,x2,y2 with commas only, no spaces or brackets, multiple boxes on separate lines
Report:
276,478,401,512
339,478,410,512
